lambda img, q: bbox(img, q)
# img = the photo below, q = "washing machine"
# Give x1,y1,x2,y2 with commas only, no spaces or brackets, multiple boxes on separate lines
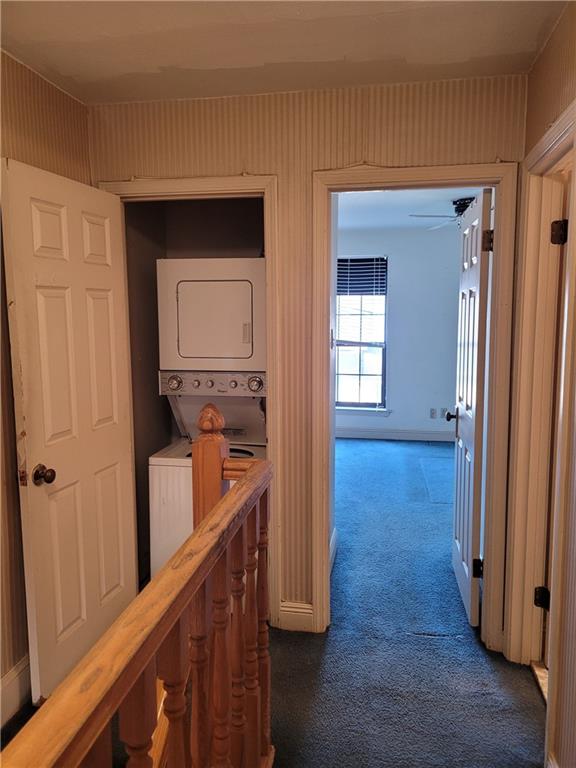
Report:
149,372,267,576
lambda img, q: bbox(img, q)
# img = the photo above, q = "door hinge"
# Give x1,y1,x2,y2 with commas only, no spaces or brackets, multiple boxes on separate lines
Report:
18,469,28,486
534,586,550,611
482,229,494,252
551,219,568,245
472,558,484,578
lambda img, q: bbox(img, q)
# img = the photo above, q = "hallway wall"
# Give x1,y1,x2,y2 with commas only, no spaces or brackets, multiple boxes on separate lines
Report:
88,74,526,606
0,52,91,183
526,2,576,152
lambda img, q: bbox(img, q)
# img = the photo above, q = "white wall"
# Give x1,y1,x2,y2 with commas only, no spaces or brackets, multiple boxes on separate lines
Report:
335,226,460,440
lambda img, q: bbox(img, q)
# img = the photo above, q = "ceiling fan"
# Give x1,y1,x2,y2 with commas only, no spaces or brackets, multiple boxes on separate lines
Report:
409,196,475,230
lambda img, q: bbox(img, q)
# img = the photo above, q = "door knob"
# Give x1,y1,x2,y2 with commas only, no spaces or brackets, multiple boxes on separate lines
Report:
445,410,458,422
32,464,57,485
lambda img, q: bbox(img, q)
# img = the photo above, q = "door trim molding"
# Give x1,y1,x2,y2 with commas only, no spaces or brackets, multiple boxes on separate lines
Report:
312,163,518,642
0,656,30,727
100,174,288,630
505,174,566,663
524,99,576,175
505,99,576,665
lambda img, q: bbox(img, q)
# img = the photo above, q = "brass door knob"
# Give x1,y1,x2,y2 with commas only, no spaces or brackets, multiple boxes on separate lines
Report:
32,464,57,485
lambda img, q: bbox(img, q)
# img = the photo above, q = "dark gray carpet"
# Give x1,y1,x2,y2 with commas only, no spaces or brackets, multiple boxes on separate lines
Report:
270,439,545,768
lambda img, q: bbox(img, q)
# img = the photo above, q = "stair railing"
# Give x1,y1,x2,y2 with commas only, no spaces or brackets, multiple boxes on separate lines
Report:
2,403,274,768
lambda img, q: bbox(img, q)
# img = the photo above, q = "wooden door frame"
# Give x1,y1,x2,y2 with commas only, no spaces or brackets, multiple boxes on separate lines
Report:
311,163,517,646
505,100,576,667
547,157,576,764
503,99,576,766
99,175,284,628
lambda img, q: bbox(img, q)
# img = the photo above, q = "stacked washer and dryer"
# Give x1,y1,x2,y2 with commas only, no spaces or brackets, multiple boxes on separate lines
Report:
149,257,267,575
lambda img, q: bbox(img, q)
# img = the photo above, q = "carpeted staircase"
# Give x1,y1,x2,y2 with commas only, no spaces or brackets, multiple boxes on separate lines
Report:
270,439,545,768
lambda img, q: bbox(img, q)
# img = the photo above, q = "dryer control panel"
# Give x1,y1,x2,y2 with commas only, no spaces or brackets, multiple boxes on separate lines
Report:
160,371,267,397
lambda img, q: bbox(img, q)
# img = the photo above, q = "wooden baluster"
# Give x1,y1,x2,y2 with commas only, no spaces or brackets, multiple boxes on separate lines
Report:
119,661,157,768
81,722,112,766
210,549,232,767
244,505,261,768
190,581,211,768
192,403,229,526
257,490,271,758
230,523,247,768
157,614,191,768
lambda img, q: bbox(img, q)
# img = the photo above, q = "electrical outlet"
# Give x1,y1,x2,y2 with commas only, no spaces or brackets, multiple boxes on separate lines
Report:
440,407,448,418
430,408,437,419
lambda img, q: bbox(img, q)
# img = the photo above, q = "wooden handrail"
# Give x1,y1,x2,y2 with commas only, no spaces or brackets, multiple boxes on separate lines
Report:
2,404,274,768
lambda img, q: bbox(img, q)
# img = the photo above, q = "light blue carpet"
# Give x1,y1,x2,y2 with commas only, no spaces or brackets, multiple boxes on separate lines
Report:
270,439,545,767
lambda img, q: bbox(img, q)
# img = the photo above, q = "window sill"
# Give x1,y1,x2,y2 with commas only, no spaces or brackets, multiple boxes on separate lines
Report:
336,406,391,416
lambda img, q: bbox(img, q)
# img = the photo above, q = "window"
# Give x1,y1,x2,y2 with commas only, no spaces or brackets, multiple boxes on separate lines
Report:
336,257,387,408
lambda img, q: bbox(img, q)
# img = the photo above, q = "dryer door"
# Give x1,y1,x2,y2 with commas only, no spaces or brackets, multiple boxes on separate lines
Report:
177,279,253,360
157,258,266,371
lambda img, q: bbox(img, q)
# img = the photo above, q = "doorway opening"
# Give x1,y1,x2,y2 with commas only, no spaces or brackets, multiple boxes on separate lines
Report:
123,195,266,588
311,163,517,645
528,148,574,703
331,186,485,624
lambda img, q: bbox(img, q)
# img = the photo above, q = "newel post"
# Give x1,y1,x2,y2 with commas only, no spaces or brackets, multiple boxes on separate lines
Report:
192,403,230,526
190,404,230,768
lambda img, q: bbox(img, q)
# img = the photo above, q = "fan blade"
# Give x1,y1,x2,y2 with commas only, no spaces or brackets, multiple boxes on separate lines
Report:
427,220,454,231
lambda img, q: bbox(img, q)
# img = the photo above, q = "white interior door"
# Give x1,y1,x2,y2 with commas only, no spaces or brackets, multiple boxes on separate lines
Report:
2,159,138,700
328,193,338,579
451,190,491,627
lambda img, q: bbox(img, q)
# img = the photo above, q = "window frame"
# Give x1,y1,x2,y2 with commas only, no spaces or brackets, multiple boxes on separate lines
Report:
335,292,387,409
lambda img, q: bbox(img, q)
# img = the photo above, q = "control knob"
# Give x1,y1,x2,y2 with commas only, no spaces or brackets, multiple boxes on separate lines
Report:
167,374,183,392
206,379,214,389
229,380,238,389
192,379,201,389
248,376,264,393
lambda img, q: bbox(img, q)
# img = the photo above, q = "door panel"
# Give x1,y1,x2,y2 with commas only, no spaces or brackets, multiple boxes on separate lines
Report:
36,285,78,443
86,288,118,428
49,481,86,640
94,463,124,604
82,212,111,266
452,190,491,626
2,159,138,700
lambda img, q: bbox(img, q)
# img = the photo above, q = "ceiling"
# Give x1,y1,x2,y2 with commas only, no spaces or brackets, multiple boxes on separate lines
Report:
337,188,482,230
1,1,567,104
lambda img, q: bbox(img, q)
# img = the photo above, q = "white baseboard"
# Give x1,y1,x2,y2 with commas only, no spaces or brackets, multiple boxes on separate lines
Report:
330,527,338,572
335,426,454,442
277,601,316,632
1,655,30,727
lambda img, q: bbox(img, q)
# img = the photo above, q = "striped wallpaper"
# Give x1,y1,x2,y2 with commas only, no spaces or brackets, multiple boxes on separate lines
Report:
1,52,91,184
526,2,576,152
89,74,527,604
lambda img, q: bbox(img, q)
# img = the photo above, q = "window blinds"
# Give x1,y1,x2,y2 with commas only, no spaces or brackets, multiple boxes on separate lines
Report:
337,257,388,296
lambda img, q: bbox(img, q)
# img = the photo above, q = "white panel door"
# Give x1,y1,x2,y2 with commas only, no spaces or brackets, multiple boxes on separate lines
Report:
451,190,491,627
2,159,138,700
